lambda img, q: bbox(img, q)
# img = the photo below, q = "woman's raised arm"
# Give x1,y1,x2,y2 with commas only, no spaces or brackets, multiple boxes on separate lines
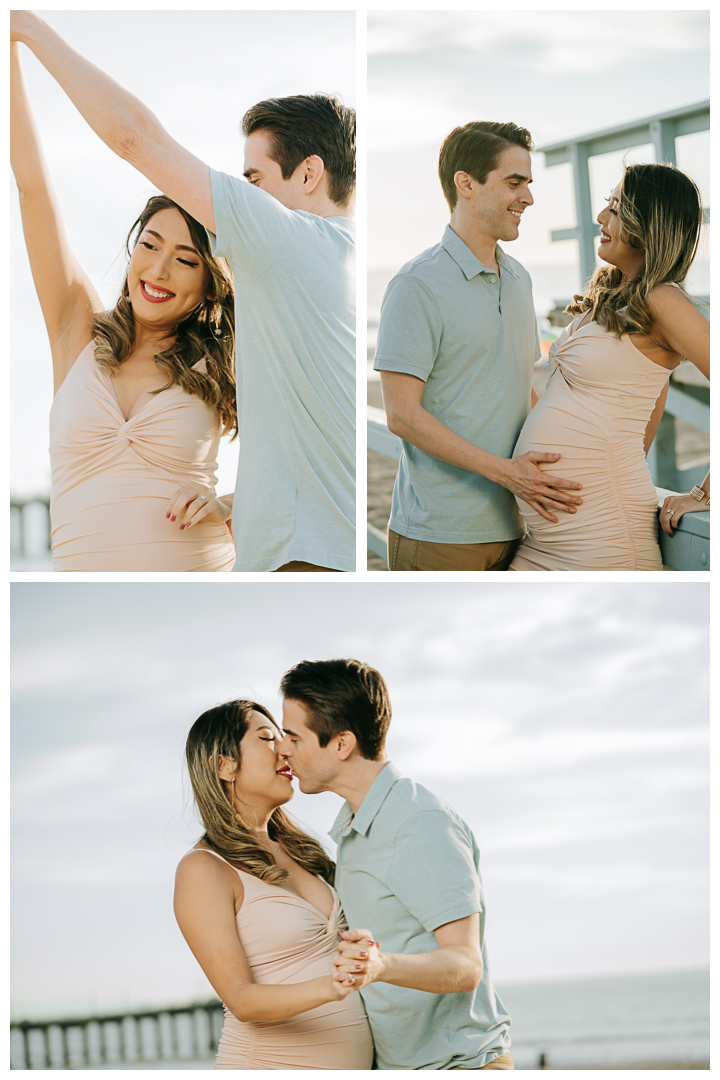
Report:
11,41,103,391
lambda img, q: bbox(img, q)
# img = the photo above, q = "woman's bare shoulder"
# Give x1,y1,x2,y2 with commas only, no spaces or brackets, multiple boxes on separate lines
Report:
177,845,234,880
647,282,697,315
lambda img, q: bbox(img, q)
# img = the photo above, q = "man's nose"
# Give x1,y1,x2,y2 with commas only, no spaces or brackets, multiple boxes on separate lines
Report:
277,736,292,756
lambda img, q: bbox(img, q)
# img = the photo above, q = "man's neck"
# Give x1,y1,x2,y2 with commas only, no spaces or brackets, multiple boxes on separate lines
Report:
297,191,354,220
448,214,499,273
332,758,388,816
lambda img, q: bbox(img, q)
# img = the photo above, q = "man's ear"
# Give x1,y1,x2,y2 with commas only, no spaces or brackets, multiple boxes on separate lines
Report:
299,154,325,195
335,731,357,761
454,170,475,201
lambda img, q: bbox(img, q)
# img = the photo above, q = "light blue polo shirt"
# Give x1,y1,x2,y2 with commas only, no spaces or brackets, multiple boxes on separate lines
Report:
329,762,511,1070
374,226,540,544
208,169,355,571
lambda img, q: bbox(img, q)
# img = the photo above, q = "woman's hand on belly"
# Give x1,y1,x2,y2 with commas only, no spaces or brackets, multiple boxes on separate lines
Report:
167,482,233,529
499,451,583,523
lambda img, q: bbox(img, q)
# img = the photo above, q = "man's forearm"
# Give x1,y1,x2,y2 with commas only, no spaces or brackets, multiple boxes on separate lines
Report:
15,13,164,167
388,404,510,488
377,945,482,994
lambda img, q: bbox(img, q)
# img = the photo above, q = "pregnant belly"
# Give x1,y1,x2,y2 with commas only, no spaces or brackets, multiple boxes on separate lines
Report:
51,471,235,572
512,399,660,569
215,995,374,1071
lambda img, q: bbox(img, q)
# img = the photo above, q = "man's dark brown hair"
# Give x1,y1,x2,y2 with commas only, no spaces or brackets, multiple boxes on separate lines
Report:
242,93,355,208
438,121,534,211
279,658,391,761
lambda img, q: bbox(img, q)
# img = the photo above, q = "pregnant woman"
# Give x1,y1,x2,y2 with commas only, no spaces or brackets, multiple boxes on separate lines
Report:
175,701,373,1070
11,43,236,571
510,163,709,571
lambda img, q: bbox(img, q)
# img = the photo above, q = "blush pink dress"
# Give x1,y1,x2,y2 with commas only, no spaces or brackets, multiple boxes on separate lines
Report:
193,849,373,1071
509,316,671,571
49,342,236,571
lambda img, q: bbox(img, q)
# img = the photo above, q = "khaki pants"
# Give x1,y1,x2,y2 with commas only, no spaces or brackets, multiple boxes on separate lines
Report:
274,561,341,573
388,531,521,572
450,1052,515,1070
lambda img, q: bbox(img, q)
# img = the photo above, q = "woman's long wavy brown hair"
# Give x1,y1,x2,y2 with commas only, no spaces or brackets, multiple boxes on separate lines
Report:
93,195,237,437
566,163,704,338
186,700,335,885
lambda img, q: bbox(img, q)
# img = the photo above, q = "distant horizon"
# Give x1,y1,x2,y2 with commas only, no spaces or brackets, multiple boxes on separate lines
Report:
11,963,710,1023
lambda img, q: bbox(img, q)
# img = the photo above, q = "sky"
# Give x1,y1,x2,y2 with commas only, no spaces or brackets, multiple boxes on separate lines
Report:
10,10,355,497
368,10,710,315
11,581,709,1020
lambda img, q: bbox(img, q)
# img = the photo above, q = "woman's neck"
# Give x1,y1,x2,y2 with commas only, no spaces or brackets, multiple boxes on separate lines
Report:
131,316,176,353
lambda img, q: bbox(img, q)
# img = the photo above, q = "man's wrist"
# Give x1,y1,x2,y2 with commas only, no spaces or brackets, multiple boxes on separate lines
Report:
372,949,391,985
483,454,509,487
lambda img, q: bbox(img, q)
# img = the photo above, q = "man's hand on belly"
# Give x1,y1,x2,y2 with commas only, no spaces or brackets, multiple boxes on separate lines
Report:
496,452,583,523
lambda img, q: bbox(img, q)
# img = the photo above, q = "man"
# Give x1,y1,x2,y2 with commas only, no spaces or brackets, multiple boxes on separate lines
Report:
12,11,355,573
374,121,583,571
278,658,514,1071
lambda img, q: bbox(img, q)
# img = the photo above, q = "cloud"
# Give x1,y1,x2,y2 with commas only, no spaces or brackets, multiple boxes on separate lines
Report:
10,583,709,1009
368,11,708,70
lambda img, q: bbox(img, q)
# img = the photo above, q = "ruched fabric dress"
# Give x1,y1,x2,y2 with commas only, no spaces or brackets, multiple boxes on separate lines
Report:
49,342,236,571
509,316,671,571
195,851,373,1070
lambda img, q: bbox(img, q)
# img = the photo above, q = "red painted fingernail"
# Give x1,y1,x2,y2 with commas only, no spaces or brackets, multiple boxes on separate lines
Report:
355,964,362,970
165,512,170,518
359,952,367,958
171,516,176,522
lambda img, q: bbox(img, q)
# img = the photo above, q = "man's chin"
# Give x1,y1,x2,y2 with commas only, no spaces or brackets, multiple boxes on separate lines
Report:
297,777,323,795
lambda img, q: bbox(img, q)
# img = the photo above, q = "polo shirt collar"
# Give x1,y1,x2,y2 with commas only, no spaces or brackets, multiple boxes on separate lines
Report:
329,761,401,841
441,225,519,281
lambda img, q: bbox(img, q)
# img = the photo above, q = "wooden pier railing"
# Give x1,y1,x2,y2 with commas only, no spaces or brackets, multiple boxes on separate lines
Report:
10,999,223,1069
10,495,51,563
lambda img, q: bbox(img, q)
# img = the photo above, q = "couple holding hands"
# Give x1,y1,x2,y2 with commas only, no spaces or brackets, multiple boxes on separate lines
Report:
176,659,513,1070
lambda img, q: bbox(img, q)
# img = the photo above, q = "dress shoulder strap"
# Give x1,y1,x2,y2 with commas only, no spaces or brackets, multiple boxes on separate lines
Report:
184,846,233,868
183,848,265,889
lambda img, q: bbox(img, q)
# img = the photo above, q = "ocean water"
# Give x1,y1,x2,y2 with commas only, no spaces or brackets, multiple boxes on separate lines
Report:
496,968,710,1069
54,969,709,1070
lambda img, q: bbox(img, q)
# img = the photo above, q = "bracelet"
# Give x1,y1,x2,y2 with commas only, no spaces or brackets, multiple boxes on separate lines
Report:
690,486,710,508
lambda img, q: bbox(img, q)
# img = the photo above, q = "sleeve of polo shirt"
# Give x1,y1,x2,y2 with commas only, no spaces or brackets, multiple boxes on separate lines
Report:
528,281,542,362
387,810,482,933
206,167,302,278
373,274,442,382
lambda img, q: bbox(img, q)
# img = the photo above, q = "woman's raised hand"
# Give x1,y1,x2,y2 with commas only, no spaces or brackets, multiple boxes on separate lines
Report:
11,11,41,43
166,483,232,530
